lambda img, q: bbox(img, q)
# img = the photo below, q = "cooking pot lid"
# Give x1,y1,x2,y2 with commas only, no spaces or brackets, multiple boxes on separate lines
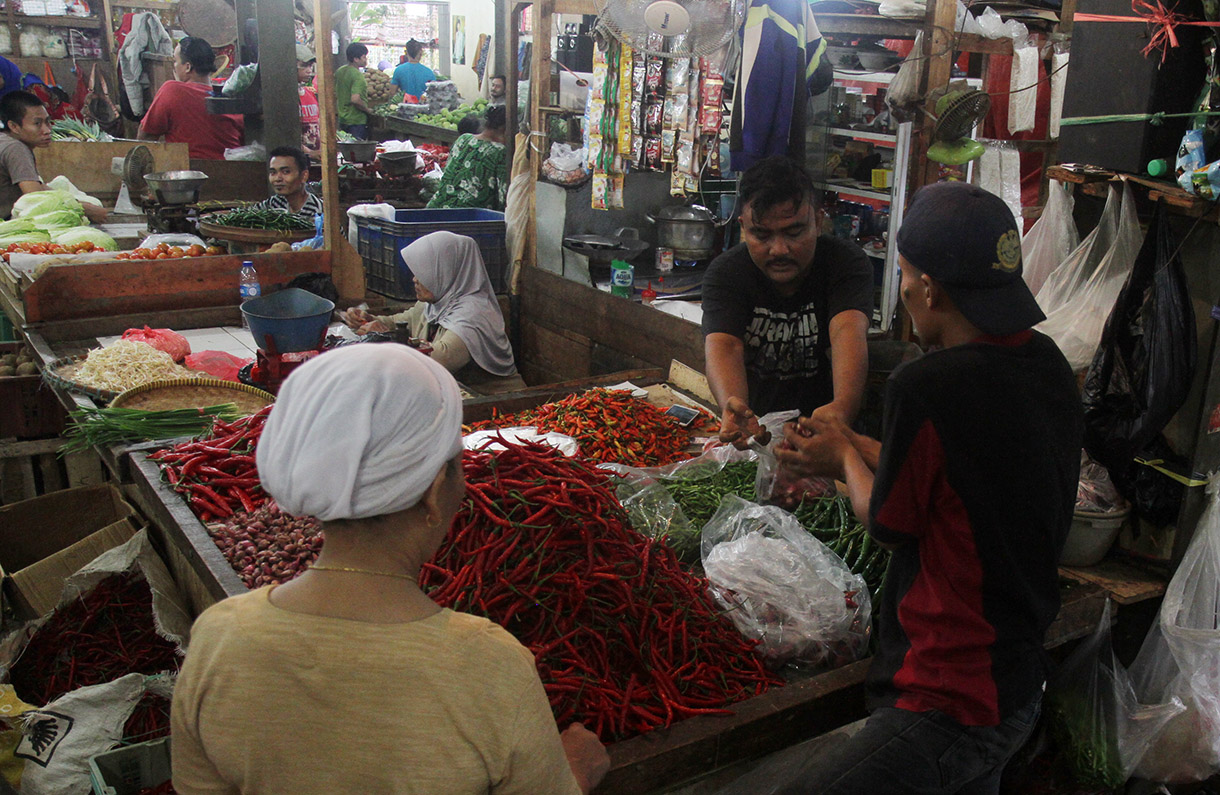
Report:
653,204,714,222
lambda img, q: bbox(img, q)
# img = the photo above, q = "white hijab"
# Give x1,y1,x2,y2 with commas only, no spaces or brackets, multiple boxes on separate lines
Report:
256,344,462,521
406,231,517,377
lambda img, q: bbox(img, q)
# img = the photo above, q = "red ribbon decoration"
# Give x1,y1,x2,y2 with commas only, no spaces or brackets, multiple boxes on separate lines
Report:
1075,0,1220,62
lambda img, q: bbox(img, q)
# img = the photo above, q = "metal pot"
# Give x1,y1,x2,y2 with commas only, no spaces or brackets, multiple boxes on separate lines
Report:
647,204,717,260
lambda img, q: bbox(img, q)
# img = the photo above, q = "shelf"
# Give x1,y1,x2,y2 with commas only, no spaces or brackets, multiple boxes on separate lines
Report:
825,126,897,144
108,0,178,7
814,179,893,203
864,247,888,260
816,13,921,38
832,69,898,87
12,13,102,28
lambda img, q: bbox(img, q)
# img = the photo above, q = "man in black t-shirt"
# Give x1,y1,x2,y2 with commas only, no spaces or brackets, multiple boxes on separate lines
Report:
773,183,1083,794
701,157,873,445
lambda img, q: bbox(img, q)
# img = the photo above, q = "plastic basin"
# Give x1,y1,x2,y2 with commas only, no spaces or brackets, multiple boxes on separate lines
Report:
241,288,335,353
1060,508,1129,567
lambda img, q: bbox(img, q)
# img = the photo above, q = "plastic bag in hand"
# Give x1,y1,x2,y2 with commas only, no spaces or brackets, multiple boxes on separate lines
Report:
1129,483,1220,782
1047,599,1184,789
1022,180,1080,296
1037,183,1144,371
753,410,836,509
701,495,871,668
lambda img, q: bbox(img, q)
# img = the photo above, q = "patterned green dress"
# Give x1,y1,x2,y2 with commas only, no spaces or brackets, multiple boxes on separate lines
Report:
425,134,508,211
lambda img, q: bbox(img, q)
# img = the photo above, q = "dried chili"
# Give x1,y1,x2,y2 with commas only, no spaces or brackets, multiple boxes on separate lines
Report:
7,573,180,707
420,440,781,742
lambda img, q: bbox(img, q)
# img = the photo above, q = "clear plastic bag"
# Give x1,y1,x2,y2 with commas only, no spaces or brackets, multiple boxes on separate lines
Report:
1077,450,1127,513
754,410,837,508
225,143,267,162
701,495,871,668
1129,482,1220,783
1047,599,1184,789
885,32,923,121
1022,180,1080,296
1037,183,1144,371
137,233,207,250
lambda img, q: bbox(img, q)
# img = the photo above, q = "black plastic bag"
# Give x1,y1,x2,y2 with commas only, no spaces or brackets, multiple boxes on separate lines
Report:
1083,201,1196,472
287,273,339,304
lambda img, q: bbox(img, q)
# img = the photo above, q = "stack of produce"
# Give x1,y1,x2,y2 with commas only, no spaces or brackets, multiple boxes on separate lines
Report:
421,441,781,741
465,388,715,467
6,572,179,707
0,345,37,376
148,406,272,522
413,97,489,130
73,339,198,393
365,68,398,103
415,142,449,171
206,506,323,588
114,242,223,260
50,118,108,141
203,207,315,233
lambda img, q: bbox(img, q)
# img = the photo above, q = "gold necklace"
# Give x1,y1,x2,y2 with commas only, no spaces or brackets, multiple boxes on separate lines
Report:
309,565,418,582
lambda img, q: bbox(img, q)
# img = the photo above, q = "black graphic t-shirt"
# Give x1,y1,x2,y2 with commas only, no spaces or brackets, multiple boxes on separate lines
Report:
701,237,873,415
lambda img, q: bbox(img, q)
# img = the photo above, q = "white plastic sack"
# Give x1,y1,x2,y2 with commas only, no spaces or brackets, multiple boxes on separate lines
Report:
224,143,266,162
1022,180,1079,296
701,495,871,668
137,233,207,251
1008,42,1039,134
1049,49,1070,138
1129,482,1220,782
1037,183,1143,370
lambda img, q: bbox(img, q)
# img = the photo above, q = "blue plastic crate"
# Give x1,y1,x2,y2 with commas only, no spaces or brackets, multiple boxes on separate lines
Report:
354,208,508,300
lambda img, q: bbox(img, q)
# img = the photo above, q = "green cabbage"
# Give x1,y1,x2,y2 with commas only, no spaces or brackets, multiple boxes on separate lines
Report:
0,218,39,237
51,226,117,251
0,231,51,245
12,189,82,219
29,209,87,231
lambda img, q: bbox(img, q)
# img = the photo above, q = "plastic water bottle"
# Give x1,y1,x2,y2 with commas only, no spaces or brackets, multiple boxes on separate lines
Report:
239,260,260,330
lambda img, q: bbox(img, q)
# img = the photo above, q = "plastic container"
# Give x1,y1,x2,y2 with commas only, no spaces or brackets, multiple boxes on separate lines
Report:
1061,508,1130,567
89,737,171,795
241,288,335,353
239,260,260,331
610,259,633,298
353,208,507,300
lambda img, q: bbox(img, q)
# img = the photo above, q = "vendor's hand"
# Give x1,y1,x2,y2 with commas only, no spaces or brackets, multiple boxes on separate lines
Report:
718,396,765,450
357,319,393,335
82,203,109,224
775,418,853,481
561,723,610,794
340,307,376,330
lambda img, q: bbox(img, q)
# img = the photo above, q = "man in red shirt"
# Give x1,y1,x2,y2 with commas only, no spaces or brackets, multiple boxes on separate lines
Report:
138,37,243,160
295,44,320,158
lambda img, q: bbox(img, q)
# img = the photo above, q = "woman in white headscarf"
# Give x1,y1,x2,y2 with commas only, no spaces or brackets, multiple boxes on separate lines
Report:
344,231,526,395
170,345,608,795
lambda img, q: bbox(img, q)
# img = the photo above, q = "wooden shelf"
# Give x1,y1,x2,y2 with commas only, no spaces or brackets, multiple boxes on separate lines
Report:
817,13,921,38
814,179,892,203
825,126,897,144
13,13,101,28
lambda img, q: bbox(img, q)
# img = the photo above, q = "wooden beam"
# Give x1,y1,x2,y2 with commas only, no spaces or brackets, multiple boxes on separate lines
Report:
920,0,958,187
257,0,303,153
314,0,365,300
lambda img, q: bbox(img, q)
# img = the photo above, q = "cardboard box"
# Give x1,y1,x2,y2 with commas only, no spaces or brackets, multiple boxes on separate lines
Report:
0,484,141,619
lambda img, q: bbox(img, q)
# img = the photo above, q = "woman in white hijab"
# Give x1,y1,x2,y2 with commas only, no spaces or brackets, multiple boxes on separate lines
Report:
170,345,608,794
345,231,527,394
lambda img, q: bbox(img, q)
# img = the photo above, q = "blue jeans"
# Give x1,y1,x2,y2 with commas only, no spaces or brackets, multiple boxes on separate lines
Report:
792,695,1042,794
342,123,369,140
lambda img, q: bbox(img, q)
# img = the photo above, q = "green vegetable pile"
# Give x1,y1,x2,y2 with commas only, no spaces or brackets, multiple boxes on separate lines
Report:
62,404,243,453
51,119,107,141
657,460,890,599
414,97,490,130
1047,692,1126,789
204,208,314,232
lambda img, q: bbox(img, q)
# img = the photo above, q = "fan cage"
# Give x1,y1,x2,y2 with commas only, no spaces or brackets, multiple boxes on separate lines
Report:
594,0,745,59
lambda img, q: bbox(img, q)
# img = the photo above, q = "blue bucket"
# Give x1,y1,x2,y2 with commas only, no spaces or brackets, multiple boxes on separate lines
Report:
241,288,335,353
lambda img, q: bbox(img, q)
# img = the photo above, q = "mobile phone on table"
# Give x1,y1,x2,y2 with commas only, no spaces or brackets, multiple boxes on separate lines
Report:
664,404,701,427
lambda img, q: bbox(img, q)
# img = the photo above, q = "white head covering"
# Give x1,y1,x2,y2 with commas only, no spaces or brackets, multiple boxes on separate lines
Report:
256,344,462,521
406,231,517,377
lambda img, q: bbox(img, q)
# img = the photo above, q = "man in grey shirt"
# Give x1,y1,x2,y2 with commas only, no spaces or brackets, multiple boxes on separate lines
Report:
0,91,107,221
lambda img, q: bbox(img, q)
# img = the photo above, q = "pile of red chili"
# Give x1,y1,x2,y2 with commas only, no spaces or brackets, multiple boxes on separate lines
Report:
465,388,715,467
7,572,180,706
148,406,272,522
421,441,780,742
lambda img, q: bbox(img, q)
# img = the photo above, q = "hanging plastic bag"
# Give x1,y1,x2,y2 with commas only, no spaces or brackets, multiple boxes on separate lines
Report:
1082,200,1197,472
701,495,871,668
1037,183,1144,371
1022,180,1080,296
1046,599,1184,790
885,32,923,122
1077,450,1127,513
1129,483,1220,782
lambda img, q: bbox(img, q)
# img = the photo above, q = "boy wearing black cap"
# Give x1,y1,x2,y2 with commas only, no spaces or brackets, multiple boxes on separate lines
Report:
775,182,1083,793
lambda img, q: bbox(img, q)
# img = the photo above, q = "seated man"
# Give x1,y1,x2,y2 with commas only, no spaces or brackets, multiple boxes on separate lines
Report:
254,146,321,221
702,156,872,445
0,90,106,221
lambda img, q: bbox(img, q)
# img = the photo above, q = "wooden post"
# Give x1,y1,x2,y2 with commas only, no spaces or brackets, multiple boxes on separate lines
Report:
919,0,957,187
314,0,365,301
256,0,302,153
